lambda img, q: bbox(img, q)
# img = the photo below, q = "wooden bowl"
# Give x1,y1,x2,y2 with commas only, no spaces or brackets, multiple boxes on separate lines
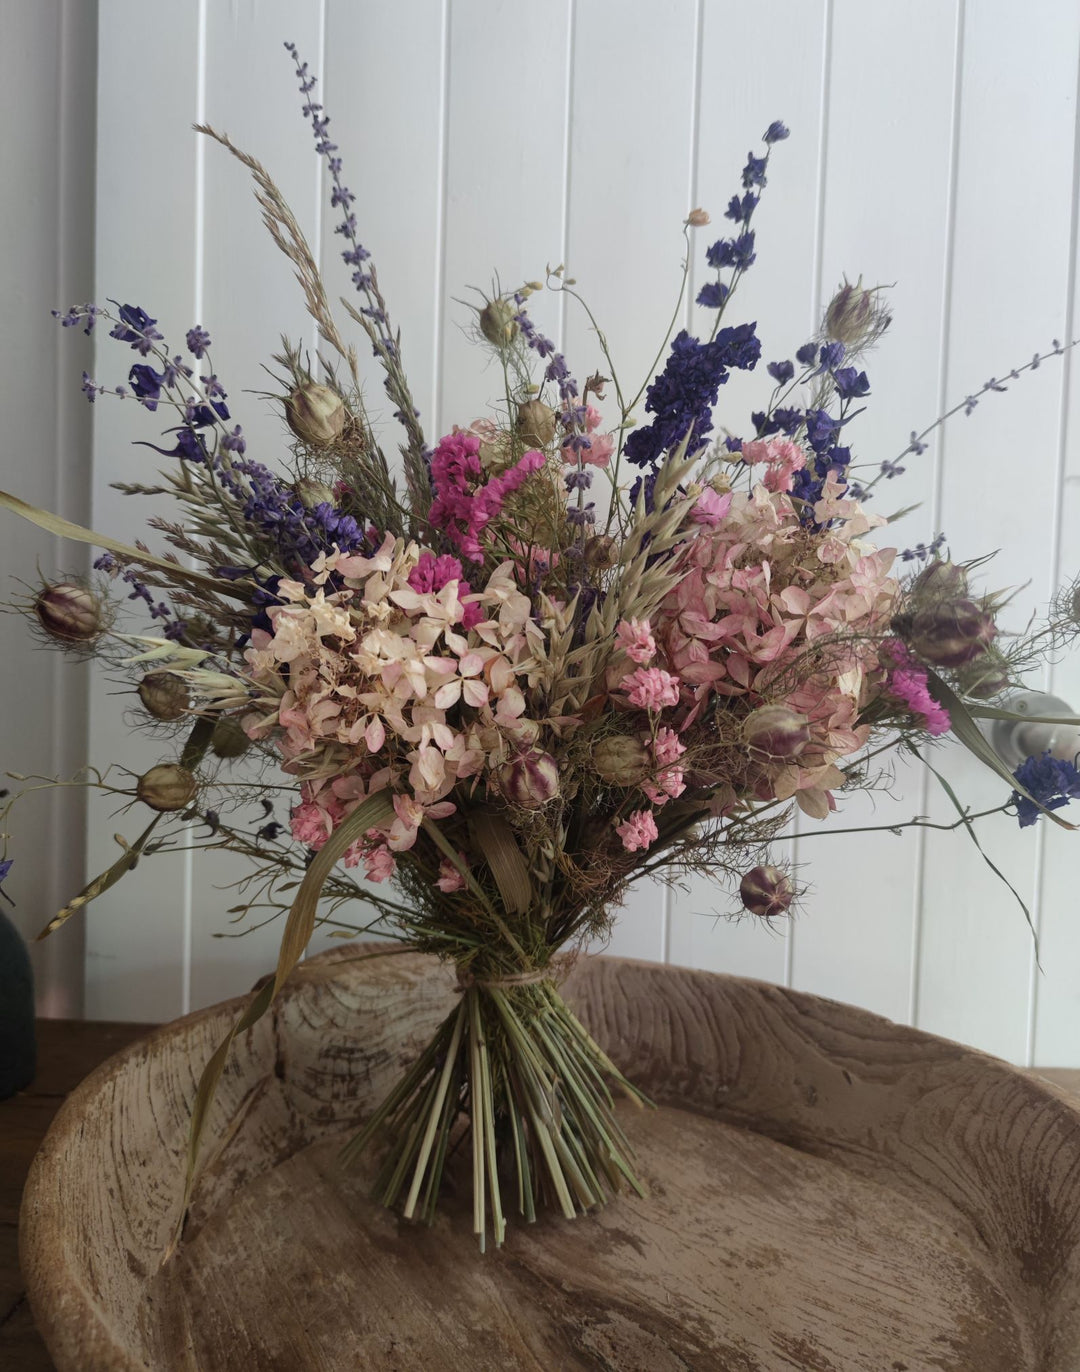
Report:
20,946,1080,1370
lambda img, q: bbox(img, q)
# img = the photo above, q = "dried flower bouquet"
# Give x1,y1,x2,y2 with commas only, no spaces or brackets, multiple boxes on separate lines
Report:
3,43,1080,1251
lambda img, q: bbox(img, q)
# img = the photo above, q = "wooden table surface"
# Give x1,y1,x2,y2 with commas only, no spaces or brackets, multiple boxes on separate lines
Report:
2,1021,1079,1372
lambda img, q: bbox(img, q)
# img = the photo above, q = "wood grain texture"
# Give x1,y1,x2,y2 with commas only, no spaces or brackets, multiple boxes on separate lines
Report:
20,948,1080,1371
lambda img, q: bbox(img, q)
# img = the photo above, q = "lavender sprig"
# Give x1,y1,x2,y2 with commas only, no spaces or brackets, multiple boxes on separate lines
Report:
283,41,430,512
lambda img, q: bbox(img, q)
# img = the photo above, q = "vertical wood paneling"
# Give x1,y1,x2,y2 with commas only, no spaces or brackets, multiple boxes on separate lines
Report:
86,0,202,1022
0,0,95,1016
1032,34,1080,1066
916,0,1080,1062
61,1,1080,1052
186,0,326,1009
787,0,959,1022
669,0,829,985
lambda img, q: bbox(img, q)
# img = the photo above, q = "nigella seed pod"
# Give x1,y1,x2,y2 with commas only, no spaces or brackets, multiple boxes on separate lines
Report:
499,749,560,808
479,297,518,349
210,715,251,760
593,735,650,786
583,534,617,570
911,559,969,599
955,652,1011,700
137,671,189,722
742,704,812,761
136,763,198,813
293,476,336,510
515,399,557,448
284,382,346,449
34,582,102,643
823,277,890,348
740,865,795,918
908,599,997,669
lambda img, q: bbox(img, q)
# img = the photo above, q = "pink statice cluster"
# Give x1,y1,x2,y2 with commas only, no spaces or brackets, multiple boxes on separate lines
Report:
428,431,546,562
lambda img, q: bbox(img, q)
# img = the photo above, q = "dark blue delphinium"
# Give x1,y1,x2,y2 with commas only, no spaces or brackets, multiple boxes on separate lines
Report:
833,366,870,400
109,303,163,356
767,359,795,386
1011,752,1080,828
0,858,13,906
624,325,760,470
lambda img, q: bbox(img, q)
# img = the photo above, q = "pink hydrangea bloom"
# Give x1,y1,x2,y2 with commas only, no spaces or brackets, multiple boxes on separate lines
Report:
408,551,484,629
624,666,681,711
615,808,659,852
290,799,334,849
616,618,656,665
691,487,733,528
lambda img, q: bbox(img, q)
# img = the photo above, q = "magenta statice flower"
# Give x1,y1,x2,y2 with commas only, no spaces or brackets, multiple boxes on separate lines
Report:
883,640,951,736
428,431,544,563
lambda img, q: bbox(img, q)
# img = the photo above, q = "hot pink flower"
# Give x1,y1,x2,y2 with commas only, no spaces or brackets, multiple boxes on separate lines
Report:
615,808,659,852
616,618,656,665
883,640,951,736
624,666,681,711
428,430,545,563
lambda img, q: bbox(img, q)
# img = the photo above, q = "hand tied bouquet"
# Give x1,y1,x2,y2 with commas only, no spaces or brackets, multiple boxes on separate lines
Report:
4,43,1080,1251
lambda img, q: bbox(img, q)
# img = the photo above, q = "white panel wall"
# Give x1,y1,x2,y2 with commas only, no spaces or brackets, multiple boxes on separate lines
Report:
0,0,97,1017
6,0,1080,1061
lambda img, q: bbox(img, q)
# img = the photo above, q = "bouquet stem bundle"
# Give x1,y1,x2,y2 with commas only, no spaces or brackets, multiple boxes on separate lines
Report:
343,968,646,1248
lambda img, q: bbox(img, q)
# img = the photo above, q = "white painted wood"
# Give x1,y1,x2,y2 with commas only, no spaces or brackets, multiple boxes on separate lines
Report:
2,0,1074,1056
84,0,202,1022
916,0,1080,1064
787,0,960,1024
672,0,829,988
0,0,96,1017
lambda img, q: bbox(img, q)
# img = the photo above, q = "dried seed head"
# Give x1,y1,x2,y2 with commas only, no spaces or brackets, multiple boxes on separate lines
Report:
954,652,1012,700
823,276,891,348
498,749,560,808
740,865,795,918
284,382,346,449
479,297,518,349
293,476,336,510
911,559,969,599
742,704,812,761
593,735,651,786
908,599,997,669
137,671,190,722
515,399,558,448
34,582,103,643
210,715,251,759
136,763,198,812
583,534,618,571
686,208,711,227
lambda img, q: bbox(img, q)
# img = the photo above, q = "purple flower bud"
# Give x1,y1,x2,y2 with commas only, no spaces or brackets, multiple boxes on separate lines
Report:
740,865,795,918
34,582,103,643
498,749,560,808
908,599,997,669
742,704,812,761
